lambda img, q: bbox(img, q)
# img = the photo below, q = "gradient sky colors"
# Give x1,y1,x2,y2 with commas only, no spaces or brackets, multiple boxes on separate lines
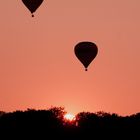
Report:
0,0,140,115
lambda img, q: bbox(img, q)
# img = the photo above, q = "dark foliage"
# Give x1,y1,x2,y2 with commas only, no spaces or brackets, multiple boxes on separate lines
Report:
0,107,139,139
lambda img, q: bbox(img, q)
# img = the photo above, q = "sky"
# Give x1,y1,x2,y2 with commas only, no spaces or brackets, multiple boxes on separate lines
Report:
0,0,140,116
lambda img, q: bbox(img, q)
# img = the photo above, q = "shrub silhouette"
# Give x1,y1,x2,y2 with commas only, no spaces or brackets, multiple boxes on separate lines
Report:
0,107,139,139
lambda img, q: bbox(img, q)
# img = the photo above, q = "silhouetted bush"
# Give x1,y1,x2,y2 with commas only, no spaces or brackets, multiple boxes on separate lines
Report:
0,107,139,139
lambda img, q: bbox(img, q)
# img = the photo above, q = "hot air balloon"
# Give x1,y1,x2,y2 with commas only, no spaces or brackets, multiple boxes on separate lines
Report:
22,0,44,17
74,41,98,71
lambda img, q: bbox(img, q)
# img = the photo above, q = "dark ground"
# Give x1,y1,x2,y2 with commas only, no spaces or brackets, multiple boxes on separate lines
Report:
0,107,139,139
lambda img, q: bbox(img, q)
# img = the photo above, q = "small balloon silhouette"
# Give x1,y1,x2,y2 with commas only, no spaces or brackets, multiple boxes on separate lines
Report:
22,0,44,17
74,41,98,71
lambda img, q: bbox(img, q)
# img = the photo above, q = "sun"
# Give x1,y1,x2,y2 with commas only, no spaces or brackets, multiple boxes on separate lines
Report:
64,113,75,121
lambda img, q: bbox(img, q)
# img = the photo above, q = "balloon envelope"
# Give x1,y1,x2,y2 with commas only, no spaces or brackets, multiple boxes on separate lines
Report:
22,0,44,17
74,42,98,71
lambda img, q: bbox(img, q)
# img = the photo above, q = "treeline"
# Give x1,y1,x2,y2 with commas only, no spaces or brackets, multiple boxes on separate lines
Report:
0,107,139,139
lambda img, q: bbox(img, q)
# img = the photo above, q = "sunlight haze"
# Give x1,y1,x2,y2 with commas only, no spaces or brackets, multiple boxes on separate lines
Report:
0,0,140,115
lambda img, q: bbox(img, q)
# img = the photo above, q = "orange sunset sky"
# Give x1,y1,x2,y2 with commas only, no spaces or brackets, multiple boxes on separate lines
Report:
0,0,140,115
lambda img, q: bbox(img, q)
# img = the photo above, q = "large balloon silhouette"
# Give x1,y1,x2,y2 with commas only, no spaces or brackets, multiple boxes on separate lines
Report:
22,0,44,17
74,41,98,71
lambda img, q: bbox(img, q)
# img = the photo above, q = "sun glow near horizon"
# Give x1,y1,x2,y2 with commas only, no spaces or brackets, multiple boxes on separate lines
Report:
64,113,76,121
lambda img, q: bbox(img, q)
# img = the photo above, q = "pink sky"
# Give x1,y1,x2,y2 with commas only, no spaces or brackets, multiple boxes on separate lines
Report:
0,0,140,115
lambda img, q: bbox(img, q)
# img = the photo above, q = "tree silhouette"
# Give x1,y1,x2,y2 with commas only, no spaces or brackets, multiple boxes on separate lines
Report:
0,107,139,139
